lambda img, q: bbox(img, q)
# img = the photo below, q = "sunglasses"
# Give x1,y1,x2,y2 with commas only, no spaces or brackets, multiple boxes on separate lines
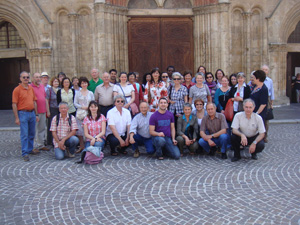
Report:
162,76,168,78
116,100,124,103
22,76,30,79
173,78,181,80
207,76,213,79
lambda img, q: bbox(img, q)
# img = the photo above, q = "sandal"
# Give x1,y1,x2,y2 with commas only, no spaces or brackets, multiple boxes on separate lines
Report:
157,156,164,160
75,148,84,154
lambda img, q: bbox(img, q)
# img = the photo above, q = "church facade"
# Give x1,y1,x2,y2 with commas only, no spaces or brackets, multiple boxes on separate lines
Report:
1,0,300,107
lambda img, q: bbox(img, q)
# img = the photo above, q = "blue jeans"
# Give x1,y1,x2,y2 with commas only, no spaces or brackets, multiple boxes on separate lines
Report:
198,133,228,153
54,136,79,160
152,136,180,159
85,138,106,149
18,111,36,156
132,133,155,154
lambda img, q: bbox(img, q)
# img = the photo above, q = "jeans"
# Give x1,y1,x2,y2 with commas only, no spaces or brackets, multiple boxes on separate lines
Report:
152,136,180,159
106,133,128,154
132,133,155,154
231,133,265,158
198,133,228,153
18,110,36,156
34,113,46,149
85,138,106,149
54,136,79,160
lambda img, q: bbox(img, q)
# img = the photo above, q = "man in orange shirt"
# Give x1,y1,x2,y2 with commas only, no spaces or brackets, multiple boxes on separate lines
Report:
12,71,39,161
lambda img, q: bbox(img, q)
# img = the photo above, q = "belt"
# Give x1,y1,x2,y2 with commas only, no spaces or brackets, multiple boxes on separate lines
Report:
19,109,34,112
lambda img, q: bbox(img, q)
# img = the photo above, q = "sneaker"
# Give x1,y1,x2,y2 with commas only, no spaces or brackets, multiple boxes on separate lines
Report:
251,153,258,160
66,149,75,158
30,149,40,155
23,155,30,161
133,149,140,158
221,153,228,159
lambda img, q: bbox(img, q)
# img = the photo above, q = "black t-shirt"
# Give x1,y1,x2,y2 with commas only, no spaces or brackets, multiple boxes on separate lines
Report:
250,84,268,120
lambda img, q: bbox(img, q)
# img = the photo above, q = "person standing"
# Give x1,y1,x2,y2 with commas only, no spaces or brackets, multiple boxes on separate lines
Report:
12,71,40,161
88,68,103,93
109,69,118,84
94,72,115,117
31,72,50,151
41,72,51,92
261,65,275,143
149,97,180,160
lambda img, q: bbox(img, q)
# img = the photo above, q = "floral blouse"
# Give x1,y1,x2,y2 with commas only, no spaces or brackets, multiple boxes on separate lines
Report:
144,81,168,112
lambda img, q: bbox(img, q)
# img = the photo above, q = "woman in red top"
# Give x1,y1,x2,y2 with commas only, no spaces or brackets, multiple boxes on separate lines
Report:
83,101,106,149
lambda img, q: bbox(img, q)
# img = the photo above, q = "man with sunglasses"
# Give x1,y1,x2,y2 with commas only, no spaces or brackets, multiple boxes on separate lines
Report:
106,95,132,156
12,71,39,161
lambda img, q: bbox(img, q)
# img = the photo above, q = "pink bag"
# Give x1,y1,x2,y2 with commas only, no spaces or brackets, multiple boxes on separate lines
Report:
84,151,104,164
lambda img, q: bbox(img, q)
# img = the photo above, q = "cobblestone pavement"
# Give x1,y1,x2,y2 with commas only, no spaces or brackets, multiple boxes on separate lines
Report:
0,124,300,225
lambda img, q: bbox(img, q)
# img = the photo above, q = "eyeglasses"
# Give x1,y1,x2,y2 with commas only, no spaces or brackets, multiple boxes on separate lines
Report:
173,78,181,80
116,100,124,103
196,104,203,106
162,76,168,78
22,76,29,79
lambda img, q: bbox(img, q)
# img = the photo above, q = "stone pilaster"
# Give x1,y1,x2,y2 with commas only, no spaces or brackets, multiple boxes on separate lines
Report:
29,47,52,75
94,3,128,73
68,13,79,76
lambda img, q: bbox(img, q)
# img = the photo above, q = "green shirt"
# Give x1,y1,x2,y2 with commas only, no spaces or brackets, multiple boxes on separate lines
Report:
88,78,103,93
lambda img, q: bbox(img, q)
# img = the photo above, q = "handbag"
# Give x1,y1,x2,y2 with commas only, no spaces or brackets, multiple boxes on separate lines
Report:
76,108,87,120
224,100,234,122
118,83,139,115
265,108,274,120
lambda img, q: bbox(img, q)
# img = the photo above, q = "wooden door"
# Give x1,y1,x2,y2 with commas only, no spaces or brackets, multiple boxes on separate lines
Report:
128,17,193,83
0,57,30,109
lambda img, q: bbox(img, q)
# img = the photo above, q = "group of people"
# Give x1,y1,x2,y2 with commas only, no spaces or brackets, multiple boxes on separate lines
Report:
12,64,274,163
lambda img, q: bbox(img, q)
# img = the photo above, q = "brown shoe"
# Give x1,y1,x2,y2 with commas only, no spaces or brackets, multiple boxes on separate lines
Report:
40,146,50,151
133,149,140,158
30,149,40,155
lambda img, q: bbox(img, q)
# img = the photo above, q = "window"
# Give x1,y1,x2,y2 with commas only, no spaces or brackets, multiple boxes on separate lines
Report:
0,21,26,49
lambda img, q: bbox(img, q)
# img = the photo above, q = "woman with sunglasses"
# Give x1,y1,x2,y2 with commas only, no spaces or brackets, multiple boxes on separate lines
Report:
144,67,168,112
205,72,217,100
168,72,188,126
161,72,170,88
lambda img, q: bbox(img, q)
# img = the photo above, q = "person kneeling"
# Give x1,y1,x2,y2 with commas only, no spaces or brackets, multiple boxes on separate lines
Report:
129,102,155,158
149,98,180,160
50,102,79,160
198,102,228,159
176,103,199,156
231,99,265,162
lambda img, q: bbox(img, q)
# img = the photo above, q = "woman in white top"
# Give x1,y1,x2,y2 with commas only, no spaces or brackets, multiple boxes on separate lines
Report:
113,72,135,110
74,77,95,152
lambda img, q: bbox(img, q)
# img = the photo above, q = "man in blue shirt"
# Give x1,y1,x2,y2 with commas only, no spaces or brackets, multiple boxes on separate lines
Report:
129,102,154,158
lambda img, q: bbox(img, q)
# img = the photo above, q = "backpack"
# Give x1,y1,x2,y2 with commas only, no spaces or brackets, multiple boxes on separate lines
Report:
84,151,104,164
56,113,72,127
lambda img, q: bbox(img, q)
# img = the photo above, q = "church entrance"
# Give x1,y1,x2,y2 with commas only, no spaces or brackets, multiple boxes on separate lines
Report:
128,17,194,82
287,52,300,103
0,57,29,109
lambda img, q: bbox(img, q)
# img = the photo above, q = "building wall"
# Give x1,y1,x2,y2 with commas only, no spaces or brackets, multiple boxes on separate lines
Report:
1,0,300,103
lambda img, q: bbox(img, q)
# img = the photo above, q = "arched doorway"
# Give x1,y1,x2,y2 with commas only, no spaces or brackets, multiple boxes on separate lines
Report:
0,21,29,109
286,20,300,103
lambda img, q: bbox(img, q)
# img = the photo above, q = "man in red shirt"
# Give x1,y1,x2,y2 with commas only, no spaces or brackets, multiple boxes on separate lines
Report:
12,71,39,161
31,73,50,151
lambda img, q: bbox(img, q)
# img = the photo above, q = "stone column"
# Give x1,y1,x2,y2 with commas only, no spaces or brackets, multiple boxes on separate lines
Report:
28,47,52,75
242,12,252,77
193,3,230,74
94,3,128,73
268,43,289,102
68,13,79,76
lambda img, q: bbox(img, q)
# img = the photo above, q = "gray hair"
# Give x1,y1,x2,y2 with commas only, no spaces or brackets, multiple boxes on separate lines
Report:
113,94,126,103
90,68,99,73
195,72,205,80
102,72,110,78
237,72,245,78
243,98,255,108
261,64,269,70
183,103,192,110
19,71,29,77
206,102,216,109
172,72,182,79
59,102,69,108
139,101,149,108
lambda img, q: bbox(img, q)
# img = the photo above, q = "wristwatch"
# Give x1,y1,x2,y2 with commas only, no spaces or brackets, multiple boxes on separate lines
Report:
253,140,257,145
211,134,214,138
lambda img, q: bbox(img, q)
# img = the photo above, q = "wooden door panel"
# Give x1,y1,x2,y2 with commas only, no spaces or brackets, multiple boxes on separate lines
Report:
161,18,193,74
128,18,161,79
128,17,194,80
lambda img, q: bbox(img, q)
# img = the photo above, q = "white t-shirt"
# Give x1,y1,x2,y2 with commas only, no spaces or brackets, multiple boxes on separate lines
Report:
106,107,132,136
113,83,135,104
